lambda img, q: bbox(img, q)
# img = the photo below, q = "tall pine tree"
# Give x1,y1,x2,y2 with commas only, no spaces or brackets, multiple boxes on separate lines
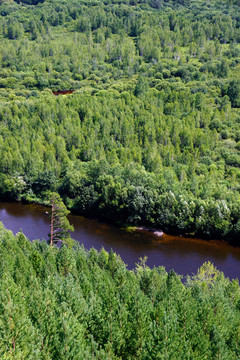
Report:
49,192,74,247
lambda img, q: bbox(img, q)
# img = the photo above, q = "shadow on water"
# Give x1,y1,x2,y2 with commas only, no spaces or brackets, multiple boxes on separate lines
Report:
0,201,240,279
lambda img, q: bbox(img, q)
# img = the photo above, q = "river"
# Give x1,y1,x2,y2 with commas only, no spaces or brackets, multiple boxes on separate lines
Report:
0,201,240,279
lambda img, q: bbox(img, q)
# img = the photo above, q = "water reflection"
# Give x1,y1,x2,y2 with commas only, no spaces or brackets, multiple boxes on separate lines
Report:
0,201,240,279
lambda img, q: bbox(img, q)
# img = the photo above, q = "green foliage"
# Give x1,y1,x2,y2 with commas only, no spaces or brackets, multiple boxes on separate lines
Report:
0,0,240,241
228,79,240,108
48,192,74,247
134,76,149,97
0,224,240,359
188,261,220,289
1,0,240,356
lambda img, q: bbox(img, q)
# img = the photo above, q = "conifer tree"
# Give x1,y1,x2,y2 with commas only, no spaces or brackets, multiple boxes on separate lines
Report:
48,192,74,247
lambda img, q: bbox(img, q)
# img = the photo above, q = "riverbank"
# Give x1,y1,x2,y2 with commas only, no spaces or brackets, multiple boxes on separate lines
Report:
1,201,240,279
1,195,235,246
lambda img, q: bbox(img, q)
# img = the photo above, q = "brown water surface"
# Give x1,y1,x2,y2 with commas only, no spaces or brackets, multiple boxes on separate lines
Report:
1,201,240,279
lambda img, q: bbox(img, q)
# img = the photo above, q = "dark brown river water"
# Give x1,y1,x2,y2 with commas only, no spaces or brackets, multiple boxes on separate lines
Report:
1,202,240,279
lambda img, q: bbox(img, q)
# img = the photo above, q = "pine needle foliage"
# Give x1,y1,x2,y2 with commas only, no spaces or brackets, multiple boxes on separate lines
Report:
0,222,240,359
48,192,74,247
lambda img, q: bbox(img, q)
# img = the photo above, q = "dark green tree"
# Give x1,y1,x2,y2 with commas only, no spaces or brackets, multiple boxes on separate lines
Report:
134,76,149,97
227,79,240,108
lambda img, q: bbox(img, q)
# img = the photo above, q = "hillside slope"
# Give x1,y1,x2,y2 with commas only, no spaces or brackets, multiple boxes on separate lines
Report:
0,0,240,240
0,223,240,359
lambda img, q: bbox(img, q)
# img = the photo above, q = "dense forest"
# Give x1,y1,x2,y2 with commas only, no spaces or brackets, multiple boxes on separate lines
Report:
0,223,240,359
1,0,240,240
